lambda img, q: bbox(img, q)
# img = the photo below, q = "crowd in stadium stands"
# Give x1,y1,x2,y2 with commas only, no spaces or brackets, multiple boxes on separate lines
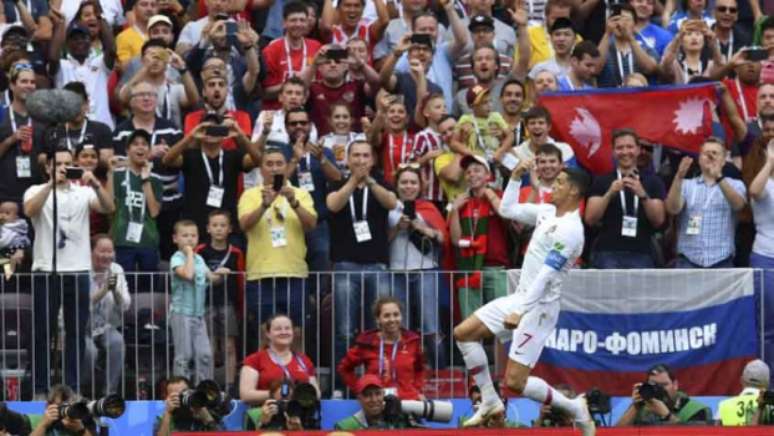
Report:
0,0,773,431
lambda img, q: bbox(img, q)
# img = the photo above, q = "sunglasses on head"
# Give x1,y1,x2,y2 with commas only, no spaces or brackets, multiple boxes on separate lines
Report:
397,162,420,170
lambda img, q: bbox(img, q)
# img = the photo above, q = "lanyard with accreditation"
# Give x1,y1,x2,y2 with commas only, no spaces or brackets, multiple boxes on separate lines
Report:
617,170,639,238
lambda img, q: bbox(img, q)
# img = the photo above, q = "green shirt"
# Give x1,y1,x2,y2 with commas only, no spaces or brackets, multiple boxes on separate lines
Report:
634,391,712,425
27,414,88,436
111,168,163,248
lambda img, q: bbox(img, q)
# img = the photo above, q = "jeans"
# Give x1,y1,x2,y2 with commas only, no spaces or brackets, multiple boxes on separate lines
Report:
332,262,390,365
82,327,125,395
170,313,213,384
391,270,447,367
751,252,774,370
33,273,91,392
674,255,735,269
592,250,656,269
245,277,306,326
306,221,331,273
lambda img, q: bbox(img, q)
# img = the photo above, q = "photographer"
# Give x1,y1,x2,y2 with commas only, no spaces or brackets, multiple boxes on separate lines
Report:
460,383,522,428
154,376,222,436
616,364,711,426
28,385,96,436
334,375,413,430
534,384,576,428
719,359,774,425
244,380,318,430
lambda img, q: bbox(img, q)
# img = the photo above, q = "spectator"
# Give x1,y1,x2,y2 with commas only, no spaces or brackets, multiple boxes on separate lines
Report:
531,68,558,98
334,374,414,429
529,17,576,82
368,95,414,185
379,34,442,122
660,20,723,84
162,91,261,236
118,39,199,129
453,15,517,90
557,41,600,91
458,0,516,58
301,44,375,136
499,79,527,147
237,146,317,330
433,115,468,202
337,287,427,399
720,50,760,124
175,0,231,57
276,107,342,273
83,234,130,395
718,359,772,425
48,8,116,129
665,139,746,268
239,314,319,406
629,0,673,57
71,0,110,60
526,0,575,68
24,146,114,394
0,201,29,275
154,376,223,435
585,128,666,268
319,0,389,46
169,219,227,383
452,43,526,116
371,0,434,63
0,62,38,205
616,363,712,425
260,1,322,109
318,103,364,172
388,166,448,365
325,140,398,364
741,83,774,154
112,129,163,274
449,155,508,319
119,15,178,88
412,93,448,206
115,0,158,67
505,106,576,181
597,4,659,88
112,80,182,260
2,0,52,43
195,210,244,392
713,0,751,62
27,385,96,436
185,19,260,113
456,85,510,162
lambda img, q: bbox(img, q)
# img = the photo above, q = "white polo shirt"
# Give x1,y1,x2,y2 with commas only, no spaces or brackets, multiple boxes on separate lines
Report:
24,182,96,272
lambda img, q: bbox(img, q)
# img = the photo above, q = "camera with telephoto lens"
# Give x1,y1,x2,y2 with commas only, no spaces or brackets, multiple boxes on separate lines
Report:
58,395,126,420
638,382,669,403
383,394,454,425
179,380,233,415
269,382,320,429
586,388,611,414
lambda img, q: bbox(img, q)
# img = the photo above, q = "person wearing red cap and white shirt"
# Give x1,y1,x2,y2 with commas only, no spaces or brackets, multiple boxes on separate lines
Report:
334,374,413,430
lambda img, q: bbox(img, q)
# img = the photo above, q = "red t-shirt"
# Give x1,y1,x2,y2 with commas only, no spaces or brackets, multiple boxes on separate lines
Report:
380,131,414,185
261,38,322,109
183,109,252,151
243,349,316,390
309,80,366,136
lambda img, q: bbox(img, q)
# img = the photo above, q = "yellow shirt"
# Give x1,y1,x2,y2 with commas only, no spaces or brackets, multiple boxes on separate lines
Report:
434,152,466,203
238,185,317,280
521,24,583,68
116,26,147,67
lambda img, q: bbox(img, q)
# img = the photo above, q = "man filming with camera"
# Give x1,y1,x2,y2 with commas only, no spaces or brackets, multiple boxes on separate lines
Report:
28,385,96,436
154,376,223,436
616,364,711,426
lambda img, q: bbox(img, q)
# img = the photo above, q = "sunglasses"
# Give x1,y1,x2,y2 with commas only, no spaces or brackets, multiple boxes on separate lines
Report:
287,120,309,126
716,6,737,12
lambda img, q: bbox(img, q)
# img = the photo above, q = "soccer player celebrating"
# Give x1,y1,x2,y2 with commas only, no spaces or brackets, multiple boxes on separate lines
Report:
453,159,595,435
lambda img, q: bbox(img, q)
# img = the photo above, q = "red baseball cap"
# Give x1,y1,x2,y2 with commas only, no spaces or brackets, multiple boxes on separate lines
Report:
355,375,383,394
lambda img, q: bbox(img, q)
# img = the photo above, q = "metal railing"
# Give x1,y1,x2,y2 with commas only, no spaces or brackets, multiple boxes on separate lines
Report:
0,269,766,401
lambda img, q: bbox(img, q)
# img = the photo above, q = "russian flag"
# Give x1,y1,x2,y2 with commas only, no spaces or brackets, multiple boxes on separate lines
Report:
515,269,759,396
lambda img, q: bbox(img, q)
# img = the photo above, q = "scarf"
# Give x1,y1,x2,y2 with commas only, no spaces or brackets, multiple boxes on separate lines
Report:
452,195,492,289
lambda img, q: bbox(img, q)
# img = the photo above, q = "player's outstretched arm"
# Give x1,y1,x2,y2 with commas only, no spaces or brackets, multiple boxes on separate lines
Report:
498,177,545,226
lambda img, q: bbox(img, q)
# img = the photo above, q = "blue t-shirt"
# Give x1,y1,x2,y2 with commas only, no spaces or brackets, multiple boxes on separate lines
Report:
169,250,209,317
556,75,594,92
636,24,674,58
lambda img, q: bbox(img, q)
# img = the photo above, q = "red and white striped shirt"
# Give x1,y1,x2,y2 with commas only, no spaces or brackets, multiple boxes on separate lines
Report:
412,127,445,202
331,20,371,46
